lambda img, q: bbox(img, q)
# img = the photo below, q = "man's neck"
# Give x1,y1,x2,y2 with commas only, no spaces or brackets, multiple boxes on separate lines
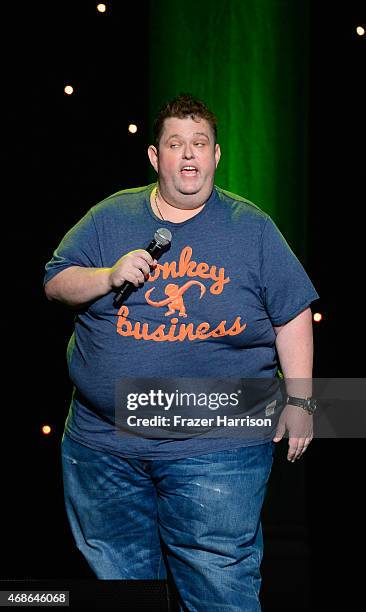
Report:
151,187,206,223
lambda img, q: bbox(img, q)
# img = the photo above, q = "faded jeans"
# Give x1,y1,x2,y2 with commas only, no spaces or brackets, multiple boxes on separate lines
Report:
61,434,275,611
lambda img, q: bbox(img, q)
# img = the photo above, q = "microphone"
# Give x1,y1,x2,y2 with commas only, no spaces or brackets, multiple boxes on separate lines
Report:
113,227,172,308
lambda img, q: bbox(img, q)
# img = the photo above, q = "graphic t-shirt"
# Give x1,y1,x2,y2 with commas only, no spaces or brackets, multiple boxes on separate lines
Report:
44,184,319,459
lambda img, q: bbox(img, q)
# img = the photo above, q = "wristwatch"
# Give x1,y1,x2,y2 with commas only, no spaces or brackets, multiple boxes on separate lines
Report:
286,395,317,415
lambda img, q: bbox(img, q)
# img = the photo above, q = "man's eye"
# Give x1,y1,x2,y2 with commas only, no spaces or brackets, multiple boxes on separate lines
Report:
170,143,180,148
195,142,205,147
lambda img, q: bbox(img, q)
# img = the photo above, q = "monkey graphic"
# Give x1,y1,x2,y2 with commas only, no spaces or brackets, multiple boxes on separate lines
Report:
145,281,206,317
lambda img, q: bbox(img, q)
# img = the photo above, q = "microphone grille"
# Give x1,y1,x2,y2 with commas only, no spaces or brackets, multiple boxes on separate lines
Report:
154,227,172,246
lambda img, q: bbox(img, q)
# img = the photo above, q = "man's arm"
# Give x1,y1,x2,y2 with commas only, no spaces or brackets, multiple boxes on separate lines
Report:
44,249,156,308
274,306,313,397
44,266,113,307
273,307,314,460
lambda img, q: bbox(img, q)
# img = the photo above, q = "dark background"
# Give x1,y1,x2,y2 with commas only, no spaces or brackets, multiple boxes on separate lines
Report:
2,1,365,610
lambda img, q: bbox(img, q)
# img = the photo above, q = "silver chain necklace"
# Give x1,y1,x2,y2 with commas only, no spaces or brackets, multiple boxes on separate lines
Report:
154,187,165,221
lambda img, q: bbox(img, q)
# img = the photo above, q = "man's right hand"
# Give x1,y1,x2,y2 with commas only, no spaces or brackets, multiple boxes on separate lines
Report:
109,250,157,289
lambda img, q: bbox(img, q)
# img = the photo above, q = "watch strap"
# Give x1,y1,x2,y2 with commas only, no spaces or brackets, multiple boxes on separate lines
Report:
286,395,317,414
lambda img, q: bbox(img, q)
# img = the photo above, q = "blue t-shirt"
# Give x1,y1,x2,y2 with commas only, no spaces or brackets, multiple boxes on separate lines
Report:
44,184,319,459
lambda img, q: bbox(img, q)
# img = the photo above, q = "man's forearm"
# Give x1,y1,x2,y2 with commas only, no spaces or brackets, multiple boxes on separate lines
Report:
45,266,112,307
274,307,313,398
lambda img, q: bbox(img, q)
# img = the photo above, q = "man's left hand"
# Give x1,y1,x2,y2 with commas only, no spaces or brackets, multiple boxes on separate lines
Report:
273,404,314,462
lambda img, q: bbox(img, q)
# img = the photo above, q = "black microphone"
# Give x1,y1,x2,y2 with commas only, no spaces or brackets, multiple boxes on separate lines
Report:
113,227,172,308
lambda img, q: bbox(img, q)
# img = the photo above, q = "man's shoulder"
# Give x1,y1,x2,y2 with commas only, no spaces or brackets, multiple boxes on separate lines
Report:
90,184,153,217
214,186,269,221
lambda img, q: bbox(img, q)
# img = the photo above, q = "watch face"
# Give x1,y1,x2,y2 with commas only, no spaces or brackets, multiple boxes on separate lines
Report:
306,398,317,412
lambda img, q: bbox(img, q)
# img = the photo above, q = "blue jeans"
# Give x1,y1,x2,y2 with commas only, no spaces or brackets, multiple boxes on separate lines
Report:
61,434,275,611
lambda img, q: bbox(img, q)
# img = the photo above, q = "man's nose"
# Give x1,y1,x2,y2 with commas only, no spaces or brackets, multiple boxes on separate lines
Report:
182,145,194,158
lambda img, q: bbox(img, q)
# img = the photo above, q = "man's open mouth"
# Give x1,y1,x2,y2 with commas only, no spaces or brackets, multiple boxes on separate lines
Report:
181,166,198,175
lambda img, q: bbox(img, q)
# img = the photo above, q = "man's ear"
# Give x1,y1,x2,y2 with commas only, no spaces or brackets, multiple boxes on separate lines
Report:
214,143,221,168
148,145,159,173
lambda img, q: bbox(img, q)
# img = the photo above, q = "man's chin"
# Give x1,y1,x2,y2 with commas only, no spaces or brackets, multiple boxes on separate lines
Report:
179,188,201,195
176,182,202,196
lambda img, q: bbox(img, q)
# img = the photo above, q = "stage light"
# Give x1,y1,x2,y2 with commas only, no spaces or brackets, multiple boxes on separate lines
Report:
42,425,52,435
128,124,138,134
97,3,107,12
64,85,74,96
356,26,365,37
313,312,323,323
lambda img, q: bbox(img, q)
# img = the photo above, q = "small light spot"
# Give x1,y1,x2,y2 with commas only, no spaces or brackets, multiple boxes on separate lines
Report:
128,123,138,134
64,85,74,96
42,425,52,435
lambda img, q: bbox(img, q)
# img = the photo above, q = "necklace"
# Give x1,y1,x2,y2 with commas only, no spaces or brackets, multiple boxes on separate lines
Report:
154,186,166,221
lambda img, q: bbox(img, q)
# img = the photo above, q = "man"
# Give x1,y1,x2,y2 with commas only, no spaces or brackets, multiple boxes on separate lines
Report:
44,93,318,611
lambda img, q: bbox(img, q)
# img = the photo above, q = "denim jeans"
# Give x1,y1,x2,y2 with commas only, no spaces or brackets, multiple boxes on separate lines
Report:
61,434,275,611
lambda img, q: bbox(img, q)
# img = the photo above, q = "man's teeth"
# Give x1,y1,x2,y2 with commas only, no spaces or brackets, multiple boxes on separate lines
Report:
182,167,197,171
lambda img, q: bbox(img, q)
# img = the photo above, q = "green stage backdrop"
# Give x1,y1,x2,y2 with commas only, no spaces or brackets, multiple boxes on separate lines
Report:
147,0,309,260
